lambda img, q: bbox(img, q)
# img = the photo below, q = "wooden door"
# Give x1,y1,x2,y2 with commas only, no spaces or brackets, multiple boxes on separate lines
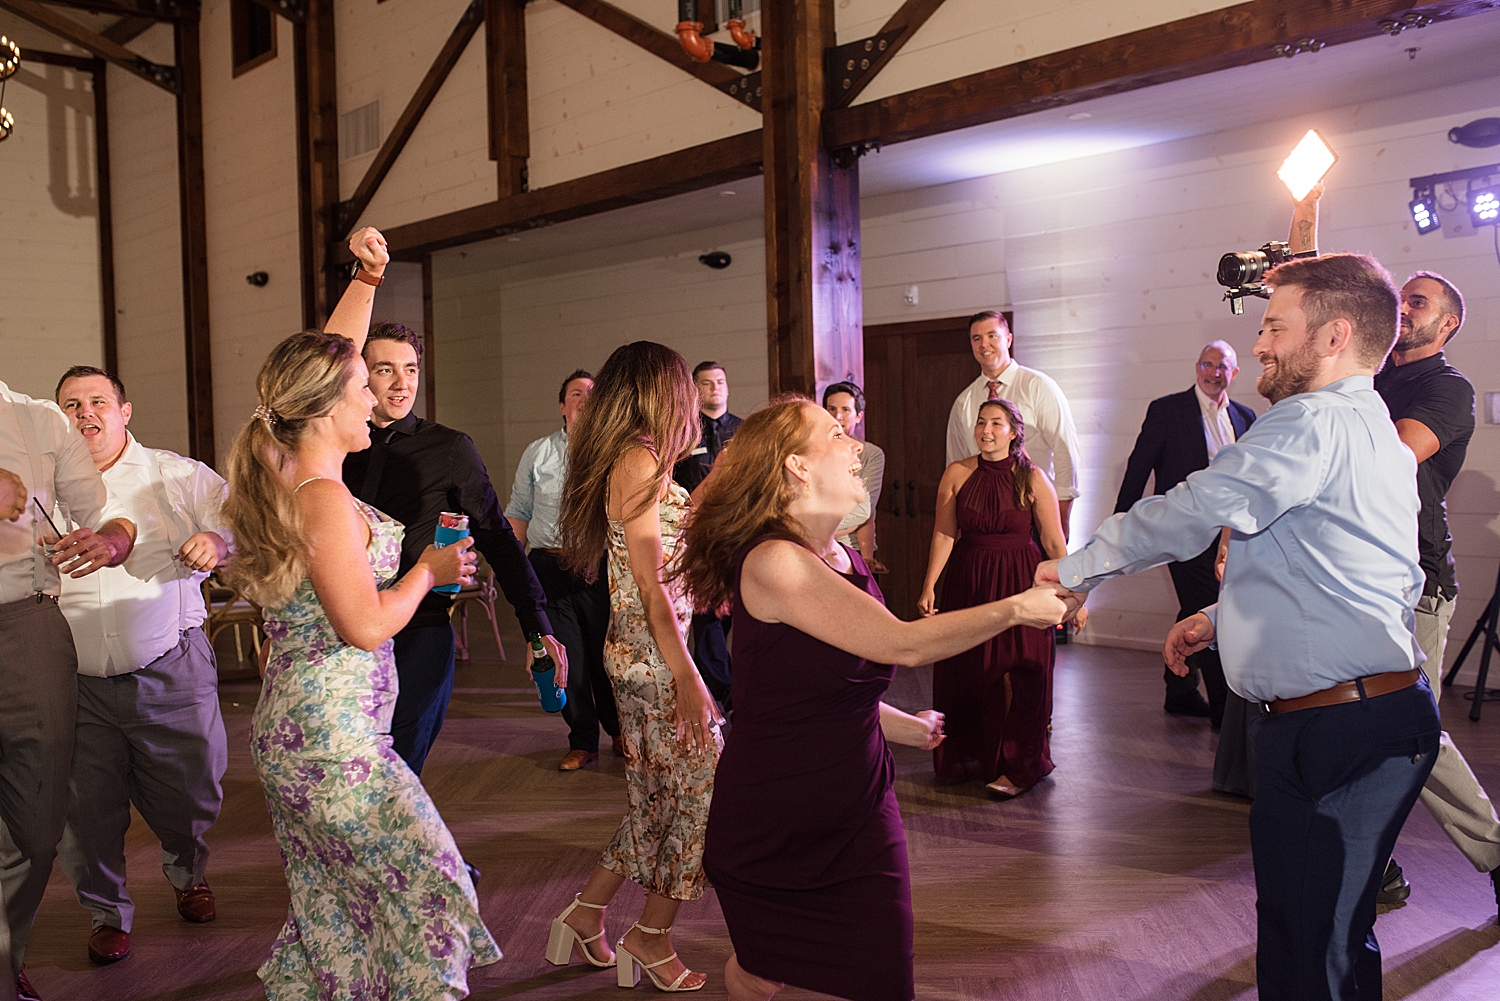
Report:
863,315,1004,620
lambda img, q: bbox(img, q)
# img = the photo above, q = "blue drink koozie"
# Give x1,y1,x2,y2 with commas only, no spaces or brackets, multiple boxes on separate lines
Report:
433,511,469,595
529,634,567,713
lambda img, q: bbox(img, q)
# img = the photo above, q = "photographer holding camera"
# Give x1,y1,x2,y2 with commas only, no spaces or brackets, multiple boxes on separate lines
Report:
1041,249,1439,1001
1289,189,1500,921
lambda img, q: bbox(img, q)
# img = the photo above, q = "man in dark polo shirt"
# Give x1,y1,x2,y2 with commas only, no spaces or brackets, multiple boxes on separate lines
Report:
342,323,563,777
1374,271,1500,919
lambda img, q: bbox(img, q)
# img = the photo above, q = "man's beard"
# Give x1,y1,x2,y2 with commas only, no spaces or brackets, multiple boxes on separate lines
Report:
1394,315,1442,353
1256,334,1321,403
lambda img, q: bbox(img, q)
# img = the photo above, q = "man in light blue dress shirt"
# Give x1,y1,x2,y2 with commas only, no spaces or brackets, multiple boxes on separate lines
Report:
507,371,620,771
1041,254,1440,1001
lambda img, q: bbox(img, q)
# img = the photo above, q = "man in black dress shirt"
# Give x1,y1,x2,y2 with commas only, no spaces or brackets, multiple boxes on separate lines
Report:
342,323,563,776
674,361,741,701
1373,271,1500,918
1115,341,1256,726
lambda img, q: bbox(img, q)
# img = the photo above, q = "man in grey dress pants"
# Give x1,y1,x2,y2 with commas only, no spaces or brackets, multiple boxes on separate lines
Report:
52,367,231,965
0,379,135,1001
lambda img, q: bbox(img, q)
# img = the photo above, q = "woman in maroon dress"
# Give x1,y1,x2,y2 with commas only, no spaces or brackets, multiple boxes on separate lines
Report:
917,398,1076,798
675,398,1077,1001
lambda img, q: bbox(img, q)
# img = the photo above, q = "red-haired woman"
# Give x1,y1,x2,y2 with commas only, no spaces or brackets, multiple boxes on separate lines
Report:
547,341,724,992
917,398,1077,798
676,398,1076,1001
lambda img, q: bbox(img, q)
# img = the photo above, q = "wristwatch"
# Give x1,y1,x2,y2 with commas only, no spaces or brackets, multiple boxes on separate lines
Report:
353,264,383,287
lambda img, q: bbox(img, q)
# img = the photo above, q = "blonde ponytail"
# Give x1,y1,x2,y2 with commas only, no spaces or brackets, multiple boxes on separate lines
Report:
220,331,358,608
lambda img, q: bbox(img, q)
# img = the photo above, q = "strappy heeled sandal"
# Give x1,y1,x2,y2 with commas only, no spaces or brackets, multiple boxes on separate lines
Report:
616,922,705,992
544,894,615,968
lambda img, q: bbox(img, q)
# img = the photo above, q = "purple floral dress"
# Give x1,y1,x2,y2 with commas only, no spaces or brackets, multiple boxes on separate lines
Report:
251,498,500,1000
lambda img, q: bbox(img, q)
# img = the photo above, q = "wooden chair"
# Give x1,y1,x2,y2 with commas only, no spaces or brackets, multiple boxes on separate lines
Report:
450,567,507,662
202,576,265,664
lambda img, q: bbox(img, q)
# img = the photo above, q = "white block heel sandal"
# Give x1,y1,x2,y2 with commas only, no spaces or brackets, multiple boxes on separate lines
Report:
544,894,615,968
615,922,705,992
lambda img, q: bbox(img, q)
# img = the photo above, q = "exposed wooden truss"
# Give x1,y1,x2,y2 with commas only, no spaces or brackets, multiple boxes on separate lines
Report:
0,0,179,91
293,0,339,327
551,0,741,87
830,0,946,108
40,0,196,19
486,0,529,197
827,0,1500,150
173,16,214,463
337,0,486,236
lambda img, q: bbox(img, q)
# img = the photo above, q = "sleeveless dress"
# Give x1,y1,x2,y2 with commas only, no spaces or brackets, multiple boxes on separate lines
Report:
598,479,723,899
251,496,501,1000
932,455,1056,789
704,539,914,1001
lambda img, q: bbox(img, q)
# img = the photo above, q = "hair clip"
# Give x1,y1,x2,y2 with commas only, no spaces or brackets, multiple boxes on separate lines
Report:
253,404,278,426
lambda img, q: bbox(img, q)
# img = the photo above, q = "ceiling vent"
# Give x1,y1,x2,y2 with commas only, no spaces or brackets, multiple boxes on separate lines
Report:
340,100,381,159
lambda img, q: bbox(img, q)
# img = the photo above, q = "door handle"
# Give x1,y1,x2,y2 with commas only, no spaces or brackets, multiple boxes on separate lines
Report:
907,480,917,518
888,479,902,517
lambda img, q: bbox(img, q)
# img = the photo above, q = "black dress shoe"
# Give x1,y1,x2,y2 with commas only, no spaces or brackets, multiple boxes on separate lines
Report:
1377,857,1411,906
15,968,41,1001
1164,693,1212,718
1489,866,1499,925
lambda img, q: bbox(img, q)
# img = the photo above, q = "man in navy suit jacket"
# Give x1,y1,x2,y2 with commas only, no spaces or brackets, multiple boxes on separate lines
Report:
1115,341,1256,726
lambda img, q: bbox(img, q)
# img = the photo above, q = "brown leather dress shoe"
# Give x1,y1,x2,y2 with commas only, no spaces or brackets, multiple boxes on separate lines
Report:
558,749,598,771
15,968,41,1001
175,882,216,923
88,925,131,964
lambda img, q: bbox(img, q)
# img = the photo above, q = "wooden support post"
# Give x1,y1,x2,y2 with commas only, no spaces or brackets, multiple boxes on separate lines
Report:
422,255,437,422
294,0,340,327
486,0,529,197
174,16,215,464
92,60,117,374
761,0,862,399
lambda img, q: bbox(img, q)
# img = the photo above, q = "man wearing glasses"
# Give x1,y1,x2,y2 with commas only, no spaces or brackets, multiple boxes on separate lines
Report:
1115,342,1256,727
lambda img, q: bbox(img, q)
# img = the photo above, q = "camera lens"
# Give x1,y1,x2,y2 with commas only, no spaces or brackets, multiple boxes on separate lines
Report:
1217,251,1268,288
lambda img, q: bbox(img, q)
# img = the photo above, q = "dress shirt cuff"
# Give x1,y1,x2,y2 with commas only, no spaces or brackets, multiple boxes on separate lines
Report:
519,608,553,640
1200,603,1219,650
1055,552,1103,593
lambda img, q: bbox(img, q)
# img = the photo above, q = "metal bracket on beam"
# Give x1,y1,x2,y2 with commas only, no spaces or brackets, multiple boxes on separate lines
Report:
828,28,904,100
1378,12,1434,36
263,0,305,18
1270,37,1325,58
830,139,879,170
716,69,761,112
135,55,180,91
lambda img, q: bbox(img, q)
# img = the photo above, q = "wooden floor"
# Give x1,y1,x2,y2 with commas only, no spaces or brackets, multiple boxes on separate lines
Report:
24,637,1500,1000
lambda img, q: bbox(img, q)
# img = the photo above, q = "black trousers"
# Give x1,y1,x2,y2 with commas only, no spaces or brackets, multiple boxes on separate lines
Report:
1164,541,1229,719
1250,678,1438,1000
389,622,457,777
529,550,618,753
692,613,732,706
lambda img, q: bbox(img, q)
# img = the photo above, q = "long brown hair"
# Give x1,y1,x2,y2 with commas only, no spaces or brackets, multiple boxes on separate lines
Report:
673,397,820,615
979,398,1038,510
558,341,699,580
221,331,359,608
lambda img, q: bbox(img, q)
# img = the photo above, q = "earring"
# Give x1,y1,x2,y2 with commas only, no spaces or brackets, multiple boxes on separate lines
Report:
803,483,812,500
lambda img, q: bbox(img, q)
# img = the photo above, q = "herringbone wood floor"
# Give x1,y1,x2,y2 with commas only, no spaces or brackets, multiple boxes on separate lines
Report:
22,634,1500,999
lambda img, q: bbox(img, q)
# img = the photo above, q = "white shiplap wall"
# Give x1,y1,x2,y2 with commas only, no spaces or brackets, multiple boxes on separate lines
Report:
431,216,769,498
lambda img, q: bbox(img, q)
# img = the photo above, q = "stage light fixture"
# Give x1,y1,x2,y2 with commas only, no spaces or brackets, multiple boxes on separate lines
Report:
1470,185,1500,228
1409,192,1441,234
1278,129,1337,201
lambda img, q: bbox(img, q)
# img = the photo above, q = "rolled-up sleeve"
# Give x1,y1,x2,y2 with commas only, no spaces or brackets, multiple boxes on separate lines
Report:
505,440,540,523
1058,402,1325,591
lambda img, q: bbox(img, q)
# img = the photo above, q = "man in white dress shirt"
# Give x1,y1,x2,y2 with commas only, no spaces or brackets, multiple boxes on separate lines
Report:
51,367,229,966
945,311,1082,536
0,378,134,1001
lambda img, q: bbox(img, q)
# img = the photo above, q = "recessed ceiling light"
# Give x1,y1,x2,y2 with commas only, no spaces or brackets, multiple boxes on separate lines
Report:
507,236,522,243
720,190,737,197
1067,111,1092,121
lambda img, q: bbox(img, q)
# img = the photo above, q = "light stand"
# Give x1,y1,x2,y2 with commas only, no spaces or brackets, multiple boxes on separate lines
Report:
1443,563,1500,721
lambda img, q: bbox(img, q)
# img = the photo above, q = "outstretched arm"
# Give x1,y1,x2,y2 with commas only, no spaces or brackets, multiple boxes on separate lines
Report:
1288,182,1323,255
324,227,390,353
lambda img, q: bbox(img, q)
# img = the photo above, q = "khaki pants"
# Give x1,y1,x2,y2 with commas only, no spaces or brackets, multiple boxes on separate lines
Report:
1415,594,1500,872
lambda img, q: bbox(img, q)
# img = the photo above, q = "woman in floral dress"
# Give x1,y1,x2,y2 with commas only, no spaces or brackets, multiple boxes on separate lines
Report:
221,228,500,1000
547,341,724,992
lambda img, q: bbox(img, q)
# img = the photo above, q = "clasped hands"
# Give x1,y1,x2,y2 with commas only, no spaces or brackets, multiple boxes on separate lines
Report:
1030,560,1089,630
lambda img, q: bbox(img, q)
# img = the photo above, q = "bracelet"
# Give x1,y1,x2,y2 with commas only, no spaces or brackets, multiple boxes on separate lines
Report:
354,267,384,287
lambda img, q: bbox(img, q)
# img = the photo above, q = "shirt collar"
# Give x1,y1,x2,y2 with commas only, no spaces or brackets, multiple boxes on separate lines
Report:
1380,351,1446,382
373,412,419,438
1194,384,1229,414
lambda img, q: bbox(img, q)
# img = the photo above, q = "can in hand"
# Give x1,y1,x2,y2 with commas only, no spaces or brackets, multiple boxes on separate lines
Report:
432,511,470,595
528,633,567,713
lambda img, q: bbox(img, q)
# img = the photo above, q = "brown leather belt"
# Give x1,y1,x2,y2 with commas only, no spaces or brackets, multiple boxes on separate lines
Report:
1262,668,1422,715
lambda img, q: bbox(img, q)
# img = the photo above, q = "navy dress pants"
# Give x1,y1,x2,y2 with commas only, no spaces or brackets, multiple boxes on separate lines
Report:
552,577,616,753
1249,677,1439,1001
389,622,458,776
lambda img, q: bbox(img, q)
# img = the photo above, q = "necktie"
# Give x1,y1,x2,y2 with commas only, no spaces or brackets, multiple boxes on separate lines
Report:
986,380,1001,401
360,425,398,500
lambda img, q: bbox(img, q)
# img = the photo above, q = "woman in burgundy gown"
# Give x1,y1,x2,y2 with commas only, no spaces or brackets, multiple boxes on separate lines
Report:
918,398,1075,798
674,399,1077,1001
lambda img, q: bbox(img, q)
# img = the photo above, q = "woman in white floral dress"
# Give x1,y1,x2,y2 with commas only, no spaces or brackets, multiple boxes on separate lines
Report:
548,342,725,992
222,228,500,1000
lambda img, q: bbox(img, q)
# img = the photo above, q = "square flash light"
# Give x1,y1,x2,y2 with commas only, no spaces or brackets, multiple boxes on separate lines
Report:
1470,185,1500,228
1278,130,1338,201
1410,193,1441,235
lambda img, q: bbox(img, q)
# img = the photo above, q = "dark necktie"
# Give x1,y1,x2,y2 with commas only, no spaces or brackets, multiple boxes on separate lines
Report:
703,417,722,464
360,425,398,500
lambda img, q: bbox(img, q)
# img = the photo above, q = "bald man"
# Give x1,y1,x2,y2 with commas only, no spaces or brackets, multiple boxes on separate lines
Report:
1115,342,1257,726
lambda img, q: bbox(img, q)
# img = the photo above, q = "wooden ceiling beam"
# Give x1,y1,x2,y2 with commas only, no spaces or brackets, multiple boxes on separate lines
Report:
827,0,1500,151
39,0,195,19
0,0,179,93
831,0,947,109
363,128,764,260
104,14,158,44
551,0,741,87
338,0,485,236
247,0,305,23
